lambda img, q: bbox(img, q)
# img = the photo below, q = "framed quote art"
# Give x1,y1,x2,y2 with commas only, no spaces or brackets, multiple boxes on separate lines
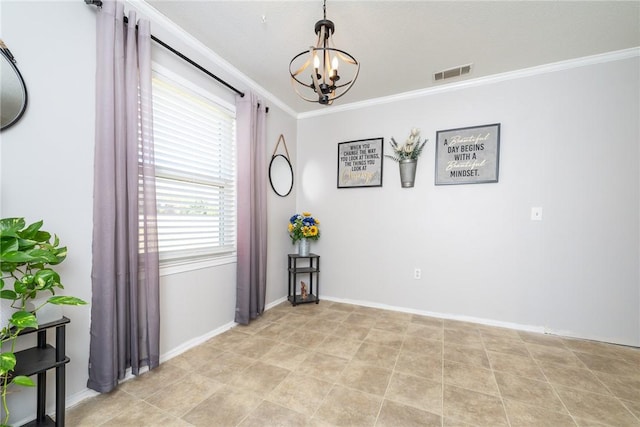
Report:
435,123,501,185
337,137,383,188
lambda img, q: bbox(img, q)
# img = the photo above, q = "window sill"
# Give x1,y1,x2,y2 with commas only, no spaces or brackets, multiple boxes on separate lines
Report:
159,254,236,276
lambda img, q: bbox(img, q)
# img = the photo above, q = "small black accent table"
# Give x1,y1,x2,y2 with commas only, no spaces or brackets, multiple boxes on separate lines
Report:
13,316,70,427
288,253,320,306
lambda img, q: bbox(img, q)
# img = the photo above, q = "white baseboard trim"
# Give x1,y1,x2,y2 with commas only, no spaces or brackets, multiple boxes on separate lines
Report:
322,295,547,334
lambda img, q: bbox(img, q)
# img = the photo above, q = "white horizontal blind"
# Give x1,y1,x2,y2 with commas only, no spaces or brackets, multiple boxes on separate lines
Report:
150,72,236,263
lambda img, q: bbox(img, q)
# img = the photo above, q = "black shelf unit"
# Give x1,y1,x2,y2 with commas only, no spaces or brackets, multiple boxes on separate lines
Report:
12,317,70,427
288,253,320,306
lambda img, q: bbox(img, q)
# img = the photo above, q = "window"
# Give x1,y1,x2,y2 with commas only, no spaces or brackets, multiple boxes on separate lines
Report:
150,68,236,267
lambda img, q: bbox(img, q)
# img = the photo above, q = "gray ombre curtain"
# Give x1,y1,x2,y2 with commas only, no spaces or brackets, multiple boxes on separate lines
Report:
88,0,160,393
235,93,268,324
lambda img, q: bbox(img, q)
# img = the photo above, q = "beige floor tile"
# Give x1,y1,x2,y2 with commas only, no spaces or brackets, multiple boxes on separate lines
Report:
286,328,328,350
229,360,291,396
260,342,309,370
145,372,223,418
352,341,400,369
443,384,508,426
198,351,255,384
443,360,500,396
376,399,442,427
297,351,349,382
118,364,187,399
66,388,139,426
621,399,640,419
182,385,262,426
556,385,639,426
519,330,568,348
411,314,443,328
487,351,546,381
374,317,410,334
316,334,362,359
503,399,577,427
338,360,392,396
539,362,609,395
306,318,341,334
345,312,378,328
593,371,640,402
332,322,371,341
229,335,279,359
385,372,442,415
365,327,405,348
395,347,442,382
267,371,333,414
477,324,522,340
256,321,295,341
238,400,309,427
313,384,382,427
574,351,640,378
402,335,442,358
100,400,191,426
481,334,530,357
406,323,444,341
527,342,587,368
164,341,225,371
66,304,640,427
494,372,566,412
444,328,484,349
327,302,357,313
444,342,490,368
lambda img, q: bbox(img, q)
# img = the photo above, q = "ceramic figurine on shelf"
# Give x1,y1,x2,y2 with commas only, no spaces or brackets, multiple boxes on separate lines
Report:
300,281,308,300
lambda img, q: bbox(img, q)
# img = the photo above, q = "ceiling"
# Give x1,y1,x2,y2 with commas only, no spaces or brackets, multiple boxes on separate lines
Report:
146,1,640,115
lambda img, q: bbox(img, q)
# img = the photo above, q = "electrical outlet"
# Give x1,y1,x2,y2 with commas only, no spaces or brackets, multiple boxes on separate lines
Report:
531,207,543,221
414,268,421,279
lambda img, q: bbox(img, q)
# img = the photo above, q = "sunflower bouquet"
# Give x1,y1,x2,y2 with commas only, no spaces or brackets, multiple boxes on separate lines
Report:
288,212,320,243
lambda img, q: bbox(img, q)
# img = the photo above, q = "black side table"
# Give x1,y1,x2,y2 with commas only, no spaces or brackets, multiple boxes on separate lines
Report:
288,254,320,306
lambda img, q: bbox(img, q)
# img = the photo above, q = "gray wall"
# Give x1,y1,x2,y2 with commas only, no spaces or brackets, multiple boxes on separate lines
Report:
296,54,640,347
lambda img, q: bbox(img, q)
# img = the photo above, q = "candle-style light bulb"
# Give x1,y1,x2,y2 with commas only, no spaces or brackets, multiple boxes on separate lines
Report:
331,56,339,80
313,53,320,73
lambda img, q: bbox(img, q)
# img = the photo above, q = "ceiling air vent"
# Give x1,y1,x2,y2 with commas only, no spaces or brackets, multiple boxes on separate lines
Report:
434,64,472,81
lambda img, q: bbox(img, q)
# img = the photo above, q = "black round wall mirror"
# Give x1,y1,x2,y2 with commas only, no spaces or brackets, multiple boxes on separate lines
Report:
269,154,294,197
1,40,28,131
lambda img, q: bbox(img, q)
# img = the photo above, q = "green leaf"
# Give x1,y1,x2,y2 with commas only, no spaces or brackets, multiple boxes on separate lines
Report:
0,218,25,238
34,269,60,288
26,248,59,264
12,375,35,387
0,290,17,300
0,278,4,290
17,220,43,240
9,311,38,329
48,295,87,306
1,251,35,263
0,237,18,255
0,352,16,373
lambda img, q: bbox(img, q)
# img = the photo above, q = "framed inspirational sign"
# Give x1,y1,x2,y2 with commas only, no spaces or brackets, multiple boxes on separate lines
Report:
435,123,500,185
337,137,383,188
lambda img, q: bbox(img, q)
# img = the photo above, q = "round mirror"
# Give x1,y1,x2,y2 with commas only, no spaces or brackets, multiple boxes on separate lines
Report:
269,154,294,197
1,41,28,131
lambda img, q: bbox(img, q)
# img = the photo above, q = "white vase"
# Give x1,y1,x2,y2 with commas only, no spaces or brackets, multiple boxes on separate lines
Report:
298,238,310,256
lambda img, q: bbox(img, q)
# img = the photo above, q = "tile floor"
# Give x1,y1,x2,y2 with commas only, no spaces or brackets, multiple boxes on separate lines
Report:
67,301,640,426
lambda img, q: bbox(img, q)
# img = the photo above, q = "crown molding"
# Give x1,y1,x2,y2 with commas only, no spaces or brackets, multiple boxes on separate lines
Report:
298,47,640,120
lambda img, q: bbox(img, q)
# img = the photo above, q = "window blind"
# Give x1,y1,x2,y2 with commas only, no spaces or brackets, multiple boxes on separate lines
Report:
150,73,236,263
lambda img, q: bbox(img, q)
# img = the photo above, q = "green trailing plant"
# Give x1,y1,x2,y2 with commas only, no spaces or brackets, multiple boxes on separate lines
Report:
0,218,87,427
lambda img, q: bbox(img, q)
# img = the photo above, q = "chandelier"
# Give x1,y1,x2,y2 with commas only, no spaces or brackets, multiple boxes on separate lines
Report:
289,0,360,105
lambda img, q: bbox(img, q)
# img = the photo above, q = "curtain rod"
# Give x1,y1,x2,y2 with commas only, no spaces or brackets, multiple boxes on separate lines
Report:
85,0,270,113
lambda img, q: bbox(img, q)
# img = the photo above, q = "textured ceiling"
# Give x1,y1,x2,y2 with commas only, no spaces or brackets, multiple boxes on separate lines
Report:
146,1,640,115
